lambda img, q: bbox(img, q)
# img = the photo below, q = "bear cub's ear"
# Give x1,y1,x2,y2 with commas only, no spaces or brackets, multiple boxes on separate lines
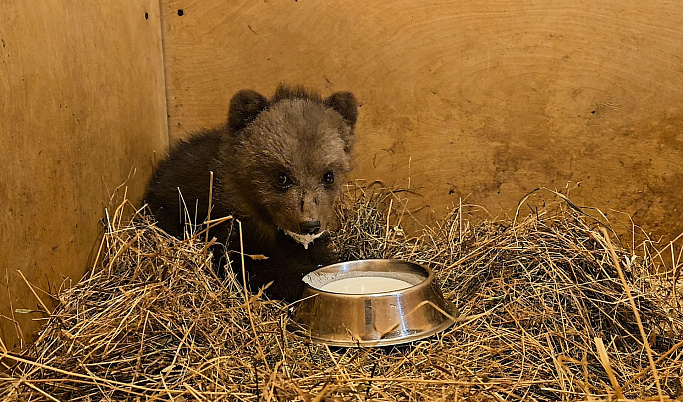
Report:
227,89,269,133
325,92,358,129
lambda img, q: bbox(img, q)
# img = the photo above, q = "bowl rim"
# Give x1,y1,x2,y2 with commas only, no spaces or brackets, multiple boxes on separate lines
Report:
302,258,434,297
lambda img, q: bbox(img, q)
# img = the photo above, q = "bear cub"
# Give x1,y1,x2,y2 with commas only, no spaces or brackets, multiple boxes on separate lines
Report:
144,84,358,301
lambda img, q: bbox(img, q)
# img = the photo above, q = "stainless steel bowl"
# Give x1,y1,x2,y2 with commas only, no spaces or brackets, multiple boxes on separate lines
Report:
293,259,457,347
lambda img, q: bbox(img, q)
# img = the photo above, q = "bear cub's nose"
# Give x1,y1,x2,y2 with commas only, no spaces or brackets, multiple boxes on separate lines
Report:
300,220,321,235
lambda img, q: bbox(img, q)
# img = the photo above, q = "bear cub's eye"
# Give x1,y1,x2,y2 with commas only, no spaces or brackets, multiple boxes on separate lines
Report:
275,172,293,188
322,171,335,185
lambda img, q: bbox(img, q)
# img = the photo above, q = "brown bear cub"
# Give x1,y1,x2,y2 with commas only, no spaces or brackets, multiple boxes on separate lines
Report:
144,84,358,301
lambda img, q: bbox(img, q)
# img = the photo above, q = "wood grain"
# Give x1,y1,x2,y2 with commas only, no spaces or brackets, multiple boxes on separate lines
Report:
0,1,168,349
161,0,683,241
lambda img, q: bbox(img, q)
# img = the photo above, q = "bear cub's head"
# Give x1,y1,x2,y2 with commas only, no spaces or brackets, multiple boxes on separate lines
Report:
221,85,358,249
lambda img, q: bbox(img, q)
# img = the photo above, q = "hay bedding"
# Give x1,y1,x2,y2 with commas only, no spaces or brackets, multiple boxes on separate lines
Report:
1,184,682,401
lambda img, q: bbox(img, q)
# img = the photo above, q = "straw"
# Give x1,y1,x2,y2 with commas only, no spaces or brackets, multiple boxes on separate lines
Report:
1,182,681,401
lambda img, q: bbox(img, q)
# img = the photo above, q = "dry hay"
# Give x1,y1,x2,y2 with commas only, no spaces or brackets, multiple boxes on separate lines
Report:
1,183,682,401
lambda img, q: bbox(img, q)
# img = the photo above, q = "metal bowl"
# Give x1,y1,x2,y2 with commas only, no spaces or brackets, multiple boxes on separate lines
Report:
293,259,457,347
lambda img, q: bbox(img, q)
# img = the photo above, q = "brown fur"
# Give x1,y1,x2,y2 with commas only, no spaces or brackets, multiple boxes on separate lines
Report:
144,84,358,301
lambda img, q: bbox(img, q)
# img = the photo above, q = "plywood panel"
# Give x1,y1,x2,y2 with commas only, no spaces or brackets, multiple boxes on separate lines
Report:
160,1,683,239
0,1,168,350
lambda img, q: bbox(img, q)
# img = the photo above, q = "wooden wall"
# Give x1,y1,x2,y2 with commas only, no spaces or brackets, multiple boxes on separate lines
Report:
0,2,168,350
161,0,683,239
